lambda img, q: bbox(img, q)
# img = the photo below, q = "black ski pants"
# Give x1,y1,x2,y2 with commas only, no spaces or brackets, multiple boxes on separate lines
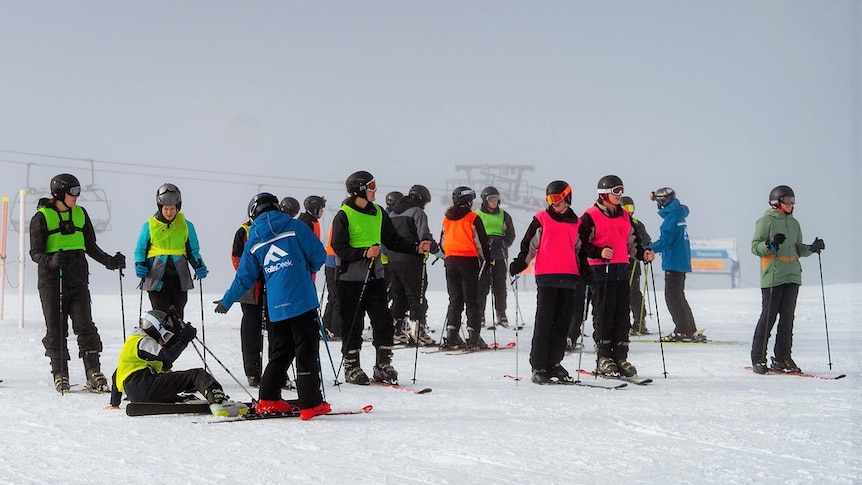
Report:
322,266,342,338
261,309,323,408
751,283,799,363
531,285,575,371
629,261,647,328
388,265,427,323
39,283,103,367
591,279,631,360
240,302,265,378
147,274,188,321
444,256,482,333
664,271,697,335
123,367,220,403
339,278,394,353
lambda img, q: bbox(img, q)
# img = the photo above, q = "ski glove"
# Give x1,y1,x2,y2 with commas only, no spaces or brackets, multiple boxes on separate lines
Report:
106,252,126,271
135,262,149,279
214,300,229,314
767,233,785,253
509,259,528,277
194,262,208,280
49,250,66,269
178,323,197,343
810,237,825,254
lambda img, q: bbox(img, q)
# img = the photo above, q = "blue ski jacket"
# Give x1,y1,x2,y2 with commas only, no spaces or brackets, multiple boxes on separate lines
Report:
645,199,692,273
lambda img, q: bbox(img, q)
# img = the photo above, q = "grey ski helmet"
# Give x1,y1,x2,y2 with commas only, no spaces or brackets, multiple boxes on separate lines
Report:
156,183,182,210
140,310,176,343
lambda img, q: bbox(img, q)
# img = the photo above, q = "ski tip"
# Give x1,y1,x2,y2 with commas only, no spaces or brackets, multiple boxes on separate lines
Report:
360,404,374,412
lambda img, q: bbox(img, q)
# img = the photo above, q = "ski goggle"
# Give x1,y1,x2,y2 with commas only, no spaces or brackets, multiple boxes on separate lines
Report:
779,196,795,205
485,194,500,203
622,203,635,214
364,180,377,192
67,186,81,197
546,185,572,205
598,185,624,196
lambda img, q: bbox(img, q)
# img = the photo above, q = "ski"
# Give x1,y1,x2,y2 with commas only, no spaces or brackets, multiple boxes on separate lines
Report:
447,341,517,355
743,367,846,380
370,382,432,394
127,400,214,416
576,369,653,385
202,404,373,423
505,374,627,389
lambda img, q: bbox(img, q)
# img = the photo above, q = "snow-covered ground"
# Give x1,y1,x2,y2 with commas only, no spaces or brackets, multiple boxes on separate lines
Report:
0,283,858,484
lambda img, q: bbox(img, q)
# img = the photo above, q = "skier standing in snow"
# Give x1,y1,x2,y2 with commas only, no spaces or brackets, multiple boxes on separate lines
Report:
298,195,326,239
216,193,331,419
439,186,491,350
644,188,702,342
621,196,652,336
750,185,824,375
578,175,654,378
109,309,247,417
230,215,266,387
30,173,126,393
510,181,581,384
388,185,440,346
332,172,430,385
475,186,516,327
134,183,208,323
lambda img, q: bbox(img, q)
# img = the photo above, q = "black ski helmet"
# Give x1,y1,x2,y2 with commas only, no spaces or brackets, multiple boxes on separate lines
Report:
769,185,795,207
304,195,326,215
345,171,375,197
156,183,182,210
545,180,572,205
279,197,300,217
481,186,501,204
597,175,624,194
385,191,404,210
408,184,432,205
650,187,676,209
248,192,280,221
452,186,476,206
50,173,81,199
140,310,176,343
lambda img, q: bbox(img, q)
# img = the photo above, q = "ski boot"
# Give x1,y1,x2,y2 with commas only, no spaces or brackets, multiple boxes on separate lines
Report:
344,350,370,385
596,357,620,377
83,351,109,393
439,325,465,350
393,318,413,345
770,356,801,373
54,373,70,394
752,360,768,375
254,399,298,415
300,401,332,421
531,368,550,384
548,363,573,383
466,327,488,350
410,319,437,347
615,359,638,378
206,387,249,417
372,347,399,385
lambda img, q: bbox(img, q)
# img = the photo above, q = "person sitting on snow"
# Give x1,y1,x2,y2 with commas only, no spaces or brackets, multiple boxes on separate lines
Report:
108,309,247,417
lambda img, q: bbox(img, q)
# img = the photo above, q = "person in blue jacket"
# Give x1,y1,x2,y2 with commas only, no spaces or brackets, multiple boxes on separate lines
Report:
215,193,330,420
645,187,704,342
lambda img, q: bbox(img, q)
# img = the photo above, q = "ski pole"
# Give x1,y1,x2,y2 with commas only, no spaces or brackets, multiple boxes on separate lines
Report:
59,264,68,395
489,263,498,349
118,267,127,341
411,261,428,384
575,284,590,382
817,252,834,369
510,274,522,382
199,279,208,373
647,263,668,378
317,311,341,386
192,338,256,403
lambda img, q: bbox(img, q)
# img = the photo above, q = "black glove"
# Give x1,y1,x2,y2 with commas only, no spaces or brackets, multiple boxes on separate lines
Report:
767,233,786,253
106,252,126,270
49,250,66,269
509,259,528,277
179,323,197,343
810,237,825,254
214,300,229,314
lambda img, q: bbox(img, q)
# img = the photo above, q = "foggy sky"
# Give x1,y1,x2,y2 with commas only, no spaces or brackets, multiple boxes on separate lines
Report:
1,1,859,294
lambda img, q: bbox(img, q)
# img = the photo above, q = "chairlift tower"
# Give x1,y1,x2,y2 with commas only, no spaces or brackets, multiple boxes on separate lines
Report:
445,164,545,211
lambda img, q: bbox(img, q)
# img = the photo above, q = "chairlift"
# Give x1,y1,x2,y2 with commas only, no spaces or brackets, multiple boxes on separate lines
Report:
7,161,113,233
